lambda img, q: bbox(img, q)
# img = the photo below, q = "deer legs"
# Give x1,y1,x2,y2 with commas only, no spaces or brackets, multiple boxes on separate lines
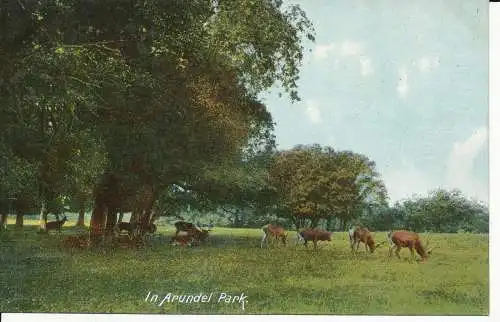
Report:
409,246,416,262
260,232,268,248
388,245,401,259
394,246,401,259
389,245,418,262
352,239,370,255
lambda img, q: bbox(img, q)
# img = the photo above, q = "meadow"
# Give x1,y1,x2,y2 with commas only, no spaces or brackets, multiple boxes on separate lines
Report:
0,216,489,315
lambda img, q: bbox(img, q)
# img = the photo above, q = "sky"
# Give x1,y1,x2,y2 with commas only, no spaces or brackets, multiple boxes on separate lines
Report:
260,0,489,205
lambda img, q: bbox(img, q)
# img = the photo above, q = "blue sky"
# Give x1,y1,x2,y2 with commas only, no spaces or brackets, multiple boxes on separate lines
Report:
260,0,489,205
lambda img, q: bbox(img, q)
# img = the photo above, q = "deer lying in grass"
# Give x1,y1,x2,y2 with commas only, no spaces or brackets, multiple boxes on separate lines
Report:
387,230,433,262
260,224,288,248
174,221,210,244
348,226,385,254
298,228,332,249
62,234,89,249
174,221,198,235
171,221,210,246
45,216,67,233
171,231,195,247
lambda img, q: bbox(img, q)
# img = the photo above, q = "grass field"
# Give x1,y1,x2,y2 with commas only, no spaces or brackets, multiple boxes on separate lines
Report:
0,217,489,315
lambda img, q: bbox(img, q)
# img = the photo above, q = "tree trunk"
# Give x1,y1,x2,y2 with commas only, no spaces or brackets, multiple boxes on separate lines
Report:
38,200,47,232
0,213,7,230
118,212,124,224
338,219,346,231
15,211,23,228
130,210,139,225
90,197,107,242
326,216,333,231
105,206,118,236
76,205,86,227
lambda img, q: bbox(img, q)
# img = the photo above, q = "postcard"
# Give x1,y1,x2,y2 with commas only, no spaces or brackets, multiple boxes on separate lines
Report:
0,0,491,321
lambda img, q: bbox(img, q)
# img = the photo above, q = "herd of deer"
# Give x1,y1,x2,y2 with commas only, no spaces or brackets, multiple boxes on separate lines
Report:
260,223,434,262
47,215,433,261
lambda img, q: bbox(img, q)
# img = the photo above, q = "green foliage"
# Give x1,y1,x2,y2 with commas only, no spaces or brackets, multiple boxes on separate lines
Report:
358,189,489,233
1,0,314,220
268,144,387,228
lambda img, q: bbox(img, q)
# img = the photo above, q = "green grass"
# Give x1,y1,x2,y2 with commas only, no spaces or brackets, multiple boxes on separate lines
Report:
0,218,489,315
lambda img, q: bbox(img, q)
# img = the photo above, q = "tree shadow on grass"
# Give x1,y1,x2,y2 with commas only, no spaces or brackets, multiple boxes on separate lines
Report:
0,225,72,312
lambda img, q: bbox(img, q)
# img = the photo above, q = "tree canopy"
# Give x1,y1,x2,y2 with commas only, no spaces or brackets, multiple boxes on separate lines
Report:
268,144,387,229
0,0,315,237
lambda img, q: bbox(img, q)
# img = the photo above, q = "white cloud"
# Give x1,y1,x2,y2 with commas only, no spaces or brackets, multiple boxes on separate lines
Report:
315,40,373,77
359,57,373,76
418,57,431,73
381,128,488,205
397,66,409,98
417,55,440,73
314,43,336,60
304,100,322,124
339,41,363,57
445,127,488,203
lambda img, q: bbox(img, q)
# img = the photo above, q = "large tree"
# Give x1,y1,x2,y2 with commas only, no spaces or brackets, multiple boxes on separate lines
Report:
1,1,314,241
268,144,387,230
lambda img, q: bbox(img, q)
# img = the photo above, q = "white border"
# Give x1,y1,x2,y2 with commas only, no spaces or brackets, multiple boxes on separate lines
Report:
0,315,493,322
3,2,498,322
488,2,499,322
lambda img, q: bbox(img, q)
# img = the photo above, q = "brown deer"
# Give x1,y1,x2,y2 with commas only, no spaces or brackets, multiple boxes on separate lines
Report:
298,228,332,249
348,225,385,254
45,216,67,233
260,224,288,248
174,221,210,244
387,230,433,262
174,221,198,235
171,232,195,247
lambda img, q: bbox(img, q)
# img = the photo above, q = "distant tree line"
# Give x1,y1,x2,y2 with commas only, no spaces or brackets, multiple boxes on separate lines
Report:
358,189,488,233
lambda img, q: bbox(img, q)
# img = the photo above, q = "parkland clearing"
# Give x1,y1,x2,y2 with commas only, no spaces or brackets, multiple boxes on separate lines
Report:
0,217,488,315
0,0,488,316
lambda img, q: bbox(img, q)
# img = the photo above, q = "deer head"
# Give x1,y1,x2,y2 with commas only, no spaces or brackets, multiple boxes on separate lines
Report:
372,232,387,249
374,240,386,249
425,234,433,255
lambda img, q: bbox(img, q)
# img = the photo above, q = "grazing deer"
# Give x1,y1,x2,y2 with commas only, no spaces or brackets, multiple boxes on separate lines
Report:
174,221,210,244
348,226,385,254
387,230,433,262
260,224,288,248
298,228,332,249
45,216,67,233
